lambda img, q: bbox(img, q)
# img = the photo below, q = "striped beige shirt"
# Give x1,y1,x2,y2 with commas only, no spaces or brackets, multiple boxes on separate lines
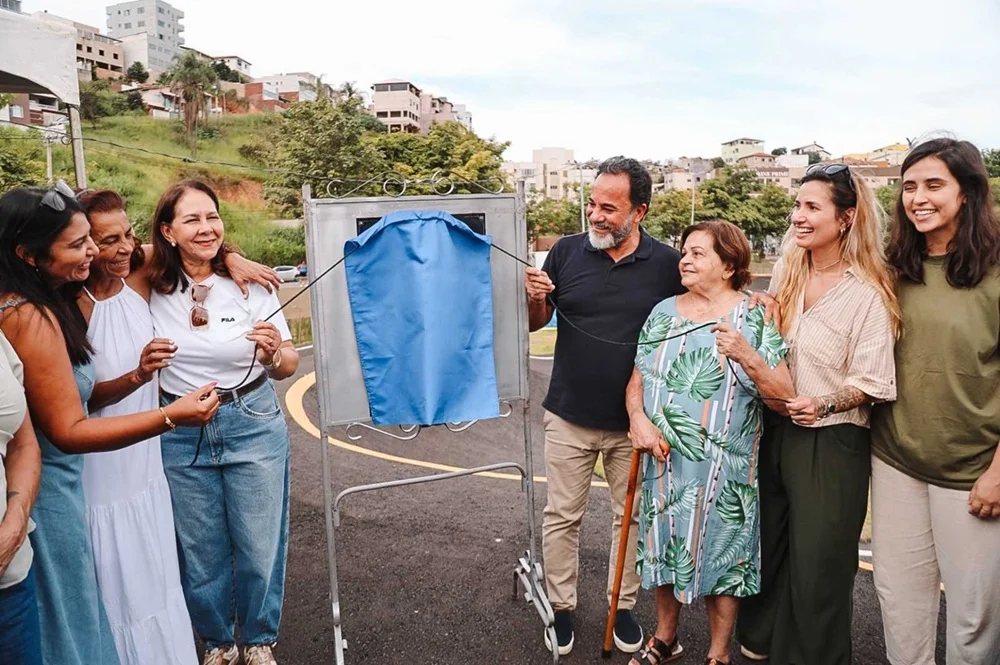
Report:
769,259,896,428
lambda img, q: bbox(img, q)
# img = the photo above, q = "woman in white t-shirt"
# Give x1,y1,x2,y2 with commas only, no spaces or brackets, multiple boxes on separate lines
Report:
147,180,298,665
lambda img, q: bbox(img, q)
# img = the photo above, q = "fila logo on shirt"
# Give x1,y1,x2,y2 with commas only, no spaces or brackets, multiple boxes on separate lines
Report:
221,317,236,323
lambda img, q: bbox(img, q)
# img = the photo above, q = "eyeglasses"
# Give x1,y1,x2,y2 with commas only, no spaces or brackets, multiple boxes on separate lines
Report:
39,179,77,212
189,282,211,330
806,163,855,191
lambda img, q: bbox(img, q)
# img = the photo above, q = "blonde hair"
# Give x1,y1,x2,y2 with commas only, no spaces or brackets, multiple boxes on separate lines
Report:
774,169,901,338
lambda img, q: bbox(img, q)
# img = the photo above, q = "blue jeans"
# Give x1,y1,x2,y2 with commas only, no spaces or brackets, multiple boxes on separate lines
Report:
0,567,43,665
160,379,291,649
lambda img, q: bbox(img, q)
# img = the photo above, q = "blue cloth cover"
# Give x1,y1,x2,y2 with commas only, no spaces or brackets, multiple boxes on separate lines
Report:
344,210,500,426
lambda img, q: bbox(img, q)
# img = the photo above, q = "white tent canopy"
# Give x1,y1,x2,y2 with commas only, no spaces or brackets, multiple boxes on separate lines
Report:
0,10,80,106
0,10,86,185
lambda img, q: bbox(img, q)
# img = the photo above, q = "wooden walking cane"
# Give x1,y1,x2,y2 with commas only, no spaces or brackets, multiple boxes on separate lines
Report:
602,448,643,658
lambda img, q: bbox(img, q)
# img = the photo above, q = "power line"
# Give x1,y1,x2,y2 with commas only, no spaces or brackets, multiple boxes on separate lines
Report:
0,118,510,193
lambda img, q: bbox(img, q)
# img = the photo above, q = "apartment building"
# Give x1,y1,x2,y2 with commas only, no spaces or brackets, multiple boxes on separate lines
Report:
721,137,765,164
254,72,319,103
737,152,777,169
106,0,185,75
182,46,253,80
791,142,832,161
753,166,792,193
371,80,422,133
853,165,902,190
371,79,472,134
34,12,125,81
0,0,22,12
216,55,252,79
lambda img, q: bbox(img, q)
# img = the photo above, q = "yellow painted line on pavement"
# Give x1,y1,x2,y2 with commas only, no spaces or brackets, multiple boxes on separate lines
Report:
284,372,609,488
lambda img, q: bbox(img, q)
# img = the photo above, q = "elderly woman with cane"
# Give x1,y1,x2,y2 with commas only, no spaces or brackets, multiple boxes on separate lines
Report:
621,220,793,665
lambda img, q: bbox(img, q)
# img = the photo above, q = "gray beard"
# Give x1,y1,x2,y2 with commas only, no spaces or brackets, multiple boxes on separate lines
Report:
588,212,635,250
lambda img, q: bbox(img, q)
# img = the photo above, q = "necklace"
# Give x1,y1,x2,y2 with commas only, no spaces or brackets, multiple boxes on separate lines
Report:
812,256,843,272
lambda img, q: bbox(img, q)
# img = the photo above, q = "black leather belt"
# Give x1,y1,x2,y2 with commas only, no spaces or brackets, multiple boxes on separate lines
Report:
161,372,269,405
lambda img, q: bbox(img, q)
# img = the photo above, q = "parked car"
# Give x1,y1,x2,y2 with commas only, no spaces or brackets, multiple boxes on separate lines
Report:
273,265,299,282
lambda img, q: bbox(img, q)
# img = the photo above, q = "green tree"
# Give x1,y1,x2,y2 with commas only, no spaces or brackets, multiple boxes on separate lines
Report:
163,51,219,150
125,61,149,84
771,147,787,156
807,151,822,165
712,157,726,169
0,127,46,190
527,197,581,241
211,60,243,83
982,149,1000,178
876,185,898,215
645,189,708,241
79,80,129,124
752,184,794,237
265,96,389,215
371,120,509,195
303,75,335,102
338,81,363,102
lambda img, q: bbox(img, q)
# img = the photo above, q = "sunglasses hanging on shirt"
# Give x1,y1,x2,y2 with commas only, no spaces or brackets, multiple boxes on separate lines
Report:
189,282,212,330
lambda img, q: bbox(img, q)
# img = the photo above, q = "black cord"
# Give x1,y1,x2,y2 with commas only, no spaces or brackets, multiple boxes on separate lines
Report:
184,238,789,465
188,246,362,465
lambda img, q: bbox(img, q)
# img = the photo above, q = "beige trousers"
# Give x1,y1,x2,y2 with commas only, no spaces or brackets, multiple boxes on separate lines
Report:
541,410,640,612
871,455,1000,665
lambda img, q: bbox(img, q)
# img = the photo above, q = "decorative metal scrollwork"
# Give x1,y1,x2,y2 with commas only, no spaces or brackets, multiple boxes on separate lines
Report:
324,170,506,200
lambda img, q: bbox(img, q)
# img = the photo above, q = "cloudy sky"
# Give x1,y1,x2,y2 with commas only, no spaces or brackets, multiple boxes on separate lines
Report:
24,0,1000,162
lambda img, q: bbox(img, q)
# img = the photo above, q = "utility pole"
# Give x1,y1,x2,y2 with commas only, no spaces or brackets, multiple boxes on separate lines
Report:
45,137,53,184
578,161,586,233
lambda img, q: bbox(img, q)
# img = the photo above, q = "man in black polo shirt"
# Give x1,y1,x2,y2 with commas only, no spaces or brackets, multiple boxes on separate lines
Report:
525,156,684,656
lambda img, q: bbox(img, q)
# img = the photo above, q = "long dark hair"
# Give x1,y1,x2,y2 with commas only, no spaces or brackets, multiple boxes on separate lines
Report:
0,187,93,365
889,138,1000,287
76,189,146,273
149,179,230,295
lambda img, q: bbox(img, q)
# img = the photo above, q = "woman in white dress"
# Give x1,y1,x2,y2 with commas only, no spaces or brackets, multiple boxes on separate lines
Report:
75,189,281,665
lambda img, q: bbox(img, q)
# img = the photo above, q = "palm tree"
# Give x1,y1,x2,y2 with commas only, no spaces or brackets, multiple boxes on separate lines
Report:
302,75,335,103
164,51,219,151
338,81,363,102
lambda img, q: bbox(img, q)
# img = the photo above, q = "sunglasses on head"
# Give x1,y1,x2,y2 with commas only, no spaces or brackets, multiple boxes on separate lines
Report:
806,163,855,191
39,179,78,212
189,282,212,330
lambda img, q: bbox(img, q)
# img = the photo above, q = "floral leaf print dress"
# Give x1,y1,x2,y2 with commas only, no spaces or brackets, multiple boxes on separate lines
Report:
634,297,787,602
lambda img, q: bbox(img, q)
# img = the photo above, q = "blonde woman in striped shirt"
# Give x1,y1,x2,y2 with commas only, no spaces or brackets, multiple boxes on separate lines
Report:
736,164,900,665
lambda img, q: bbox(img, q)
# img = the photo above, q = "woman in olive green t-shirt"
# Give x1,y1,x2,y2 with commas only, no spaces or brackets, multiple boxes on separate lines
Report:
870,138,1000,665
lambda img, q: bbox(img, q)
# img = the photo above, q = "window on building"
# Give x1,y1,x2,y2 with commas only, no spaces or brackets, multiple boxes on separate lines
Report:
11,105,23,118
158,6,164,13
137,20,144,26
113,53,119,59
389,110,401,118
157,20,164,26
137,6,144,12
158,34,163,39
76,43,82,50
99,49,105,56
87,46,93,53
377,111,388,118
389,82,409,92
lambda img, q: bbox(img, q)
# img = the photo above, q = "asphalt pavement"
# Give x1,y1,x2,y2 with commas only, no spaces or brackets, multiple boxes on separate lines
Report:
273,352,947,665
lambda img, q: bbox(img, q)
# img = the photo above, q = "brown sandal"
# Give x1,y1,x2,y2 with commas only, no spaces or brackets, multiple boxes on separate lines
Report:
630,636,684,664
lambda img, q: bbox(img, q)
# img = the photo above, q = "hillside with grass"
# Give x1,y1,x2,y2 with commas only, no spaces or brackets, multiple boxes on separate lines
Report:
47,114,304,266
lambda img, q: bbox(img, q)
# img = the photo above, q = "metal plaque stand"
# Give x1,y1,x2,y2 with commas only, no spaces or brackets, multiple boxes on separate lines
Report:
302,178,557,664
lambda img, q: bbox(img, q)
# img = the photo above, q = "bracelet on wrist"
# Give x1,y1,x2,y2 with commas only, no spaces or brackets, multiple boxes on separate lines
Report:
264,348,283,372
159,407,176,431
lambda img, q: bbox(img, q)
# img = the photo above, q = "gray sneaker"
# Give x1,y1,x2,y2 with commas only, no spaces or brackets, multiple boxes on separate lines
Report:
244,645,278,665
202,646,238,665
